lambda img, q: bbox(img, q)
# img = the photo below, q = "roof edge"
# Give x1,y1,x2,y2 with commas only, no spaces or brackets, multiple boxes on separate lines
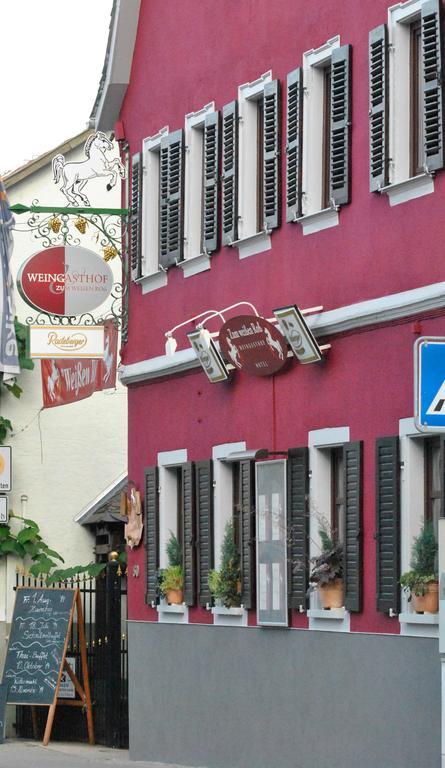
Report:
4,129,91,189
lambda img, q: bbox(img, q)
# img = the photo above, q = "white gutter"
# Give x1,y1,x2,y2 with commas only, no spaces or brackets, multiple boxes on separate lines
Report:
120,280,445,386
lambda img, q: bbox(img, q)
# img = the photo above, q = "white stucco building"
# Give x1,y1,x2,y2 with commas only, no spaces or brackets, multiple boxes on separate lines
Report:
0,129,127,660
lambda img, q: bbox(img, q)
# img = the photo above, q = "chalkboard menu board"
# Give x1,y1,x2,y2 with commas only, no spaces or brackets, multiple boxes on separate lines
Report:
3,588,75,705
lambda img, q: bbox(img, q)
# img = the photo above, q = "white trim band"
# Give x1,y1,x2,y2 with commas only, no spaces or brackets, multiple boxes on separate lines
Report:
120,280,445,385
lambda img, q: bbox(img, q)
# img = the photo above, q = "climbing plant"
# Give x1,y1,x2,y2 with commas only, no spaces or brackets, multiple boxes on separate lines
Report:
0,318,34,444
0,512,106,583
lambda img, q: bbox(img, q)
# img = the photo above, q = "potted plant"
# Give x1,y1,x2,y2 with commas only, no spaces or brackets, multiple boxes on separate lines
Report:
308,526,343,609
208,521,241,608
159,532,183,605
400,522,438,613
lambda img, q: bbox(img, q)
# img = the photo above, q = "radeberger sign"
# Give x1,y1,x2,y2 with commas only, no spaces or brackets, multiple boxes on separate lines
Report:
219,315,287,377
30,325,104,359
17,246,113,316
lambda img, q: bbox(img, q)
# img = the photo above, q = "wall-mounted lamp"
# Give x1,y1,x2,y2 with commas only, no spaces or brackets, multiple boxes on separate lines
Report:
20,494,28,516
273,305,329,364
165,333,178,356
187,327,230,383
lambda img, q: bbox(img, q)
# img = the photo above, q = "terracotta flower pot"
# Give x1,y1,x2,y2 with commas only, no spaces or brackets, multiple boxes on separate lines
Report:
319,578,344,609
165,588,183,605
412,581,439,614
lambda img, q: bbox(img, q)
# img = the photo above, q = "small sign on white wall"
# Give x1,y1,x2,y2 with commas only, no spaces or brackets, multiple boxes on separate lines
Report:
30,325,104,359
0,447,11,492
0,497,9,524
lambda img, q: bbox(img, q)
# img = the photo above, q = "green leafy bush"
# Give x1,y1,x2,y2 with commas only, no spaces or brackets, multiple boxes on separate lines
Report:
308,525,343,590
208,521,241,608
160,564,183,592
401,522,438,599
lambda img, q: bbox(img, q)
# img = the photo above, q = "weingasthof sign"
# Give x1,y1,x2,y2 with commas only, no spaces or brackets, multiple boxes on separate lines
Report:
219,315,287,377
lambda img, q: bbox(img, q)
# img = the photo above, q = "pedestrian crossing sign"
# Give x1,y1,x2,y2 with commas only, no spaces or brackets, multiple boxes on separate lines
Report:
415,337,445,432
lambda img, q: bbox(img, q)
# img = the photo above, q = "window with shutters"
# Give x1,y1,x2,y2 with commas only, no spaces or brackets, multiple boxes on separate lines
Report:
398,419,442,635
211,443,254,623
288,36,351,236
307,427,363,631
156,449,190,622
181,103,218,278
232,70,281,259
139,127,169,293
373,0,443,205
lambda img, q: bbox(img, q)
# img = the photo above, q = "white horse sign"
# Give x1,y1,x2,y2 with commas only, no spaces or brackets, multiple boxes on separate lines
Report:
52,131,126,206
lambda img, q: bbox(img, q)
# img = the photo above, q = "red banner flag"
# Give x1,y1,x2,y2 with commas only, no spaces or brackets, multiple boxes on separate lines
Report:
41,321,118,408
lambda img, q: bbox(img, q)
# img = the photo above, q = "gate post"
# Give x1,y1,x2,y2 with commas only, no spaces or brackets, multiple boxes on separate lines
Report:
104,556,122,748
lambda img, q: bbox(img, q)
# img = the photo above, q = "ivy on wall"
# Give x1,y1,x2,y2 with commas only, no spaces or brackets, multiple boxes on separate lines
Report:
0,512,106,582
0,319,34,444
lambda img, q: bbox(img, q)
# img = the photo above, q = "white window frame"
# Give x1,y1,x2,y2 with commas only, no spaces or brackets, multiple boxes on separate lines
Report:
156,448,188,623
398,418,439,637
382,0,435,206
211,442,248,626
139,126,169,295
181,102,215,278
234,70,272,259
307,427,351,632
298,36,340,235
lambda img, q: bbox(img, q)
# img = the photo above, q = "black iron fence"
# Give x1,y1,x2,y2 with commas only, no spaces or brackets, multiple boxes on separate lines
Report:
14,561,128,748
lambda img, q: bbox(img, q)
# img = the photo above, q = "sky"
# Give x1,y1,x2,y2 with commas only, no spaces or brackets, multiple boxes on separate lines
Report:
0,0,114,176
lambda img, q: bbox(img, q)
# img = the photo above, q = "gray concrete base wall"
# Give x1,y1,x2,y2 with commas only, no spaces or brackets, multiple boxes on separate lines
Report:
128,622,440,768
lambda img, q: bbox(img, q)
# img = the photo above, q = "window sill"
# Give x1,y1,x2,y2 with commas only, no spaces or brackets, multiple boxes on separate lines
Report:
156,601,189,624
296,207,339,236
307,606,350,632
178,252,211,278
379,173,434,207
229,230,271,260
211,605,248,627
137,270,168,295
399,610,438,638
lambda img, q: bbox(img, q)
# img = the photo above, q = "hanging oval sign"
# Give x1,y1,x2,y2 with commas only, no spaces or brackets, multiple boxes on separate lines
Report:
17,246,113,316
219,315,288,377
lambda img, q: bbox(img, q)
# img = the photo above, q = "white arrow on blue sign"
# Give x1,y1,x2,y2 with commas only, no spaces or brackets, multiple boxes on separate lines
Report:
415,337,445,432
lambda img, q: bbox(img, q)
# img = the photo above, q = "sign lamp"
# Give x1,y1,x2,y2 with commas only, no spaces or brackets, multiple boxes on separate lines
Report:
273,304,327,364
187,327,230,383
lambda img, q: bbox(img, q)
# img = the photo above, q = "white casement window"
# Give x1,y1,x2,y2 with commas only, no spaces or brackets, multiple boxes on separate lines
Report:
286,36,352,235
181,102,216,278
398,418,440,636
307,427,351,632
211,442,248,626
237,71,272,257
370,0,443,205
221,70,280,259
156,449,188,623
138,127,169,294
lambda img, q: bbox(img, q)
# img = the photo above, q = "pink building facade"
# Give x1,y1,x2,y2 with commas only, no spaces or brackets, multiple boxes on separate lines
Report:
94,1,445,765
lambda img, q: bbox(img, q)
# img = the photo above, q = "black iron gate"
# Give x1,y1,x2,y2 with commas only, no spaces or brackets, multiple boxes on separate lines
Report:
14,560,128,748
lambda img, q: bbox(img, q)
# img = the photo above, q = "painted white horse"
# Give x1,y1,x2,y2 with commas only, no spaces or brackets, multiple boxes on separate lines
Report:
52,132,126,206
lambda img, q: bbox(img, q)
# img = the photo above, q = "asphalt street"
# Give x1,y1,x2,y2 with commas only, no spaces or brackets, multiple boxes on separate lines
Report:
0,740,206,768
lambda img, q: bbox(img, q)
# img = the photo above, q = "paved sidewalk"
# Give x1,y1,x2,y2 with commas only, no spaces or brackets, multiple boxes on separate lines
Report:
0,740,205,768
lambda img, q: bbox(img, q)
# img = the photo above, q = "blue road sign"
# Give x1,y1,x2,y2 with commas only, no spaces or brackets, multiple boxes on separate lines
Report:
415,337,445,432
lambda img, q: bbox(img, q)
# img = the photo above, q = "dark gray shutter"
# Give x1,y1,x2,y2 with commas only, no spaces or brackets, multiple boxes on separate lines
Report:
375,437,400,614
369,25,388,192
159,129,184,268
343,441,362,612
286,67,303,221
195,460,214,607
202,111,220,254
287,448,309,610
239,460,255,609
263,79,281,231
182,462,196,606
130,153,142,280
422,0,444,172
145,466,159,605
330,44,352,207
221,101,238,245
